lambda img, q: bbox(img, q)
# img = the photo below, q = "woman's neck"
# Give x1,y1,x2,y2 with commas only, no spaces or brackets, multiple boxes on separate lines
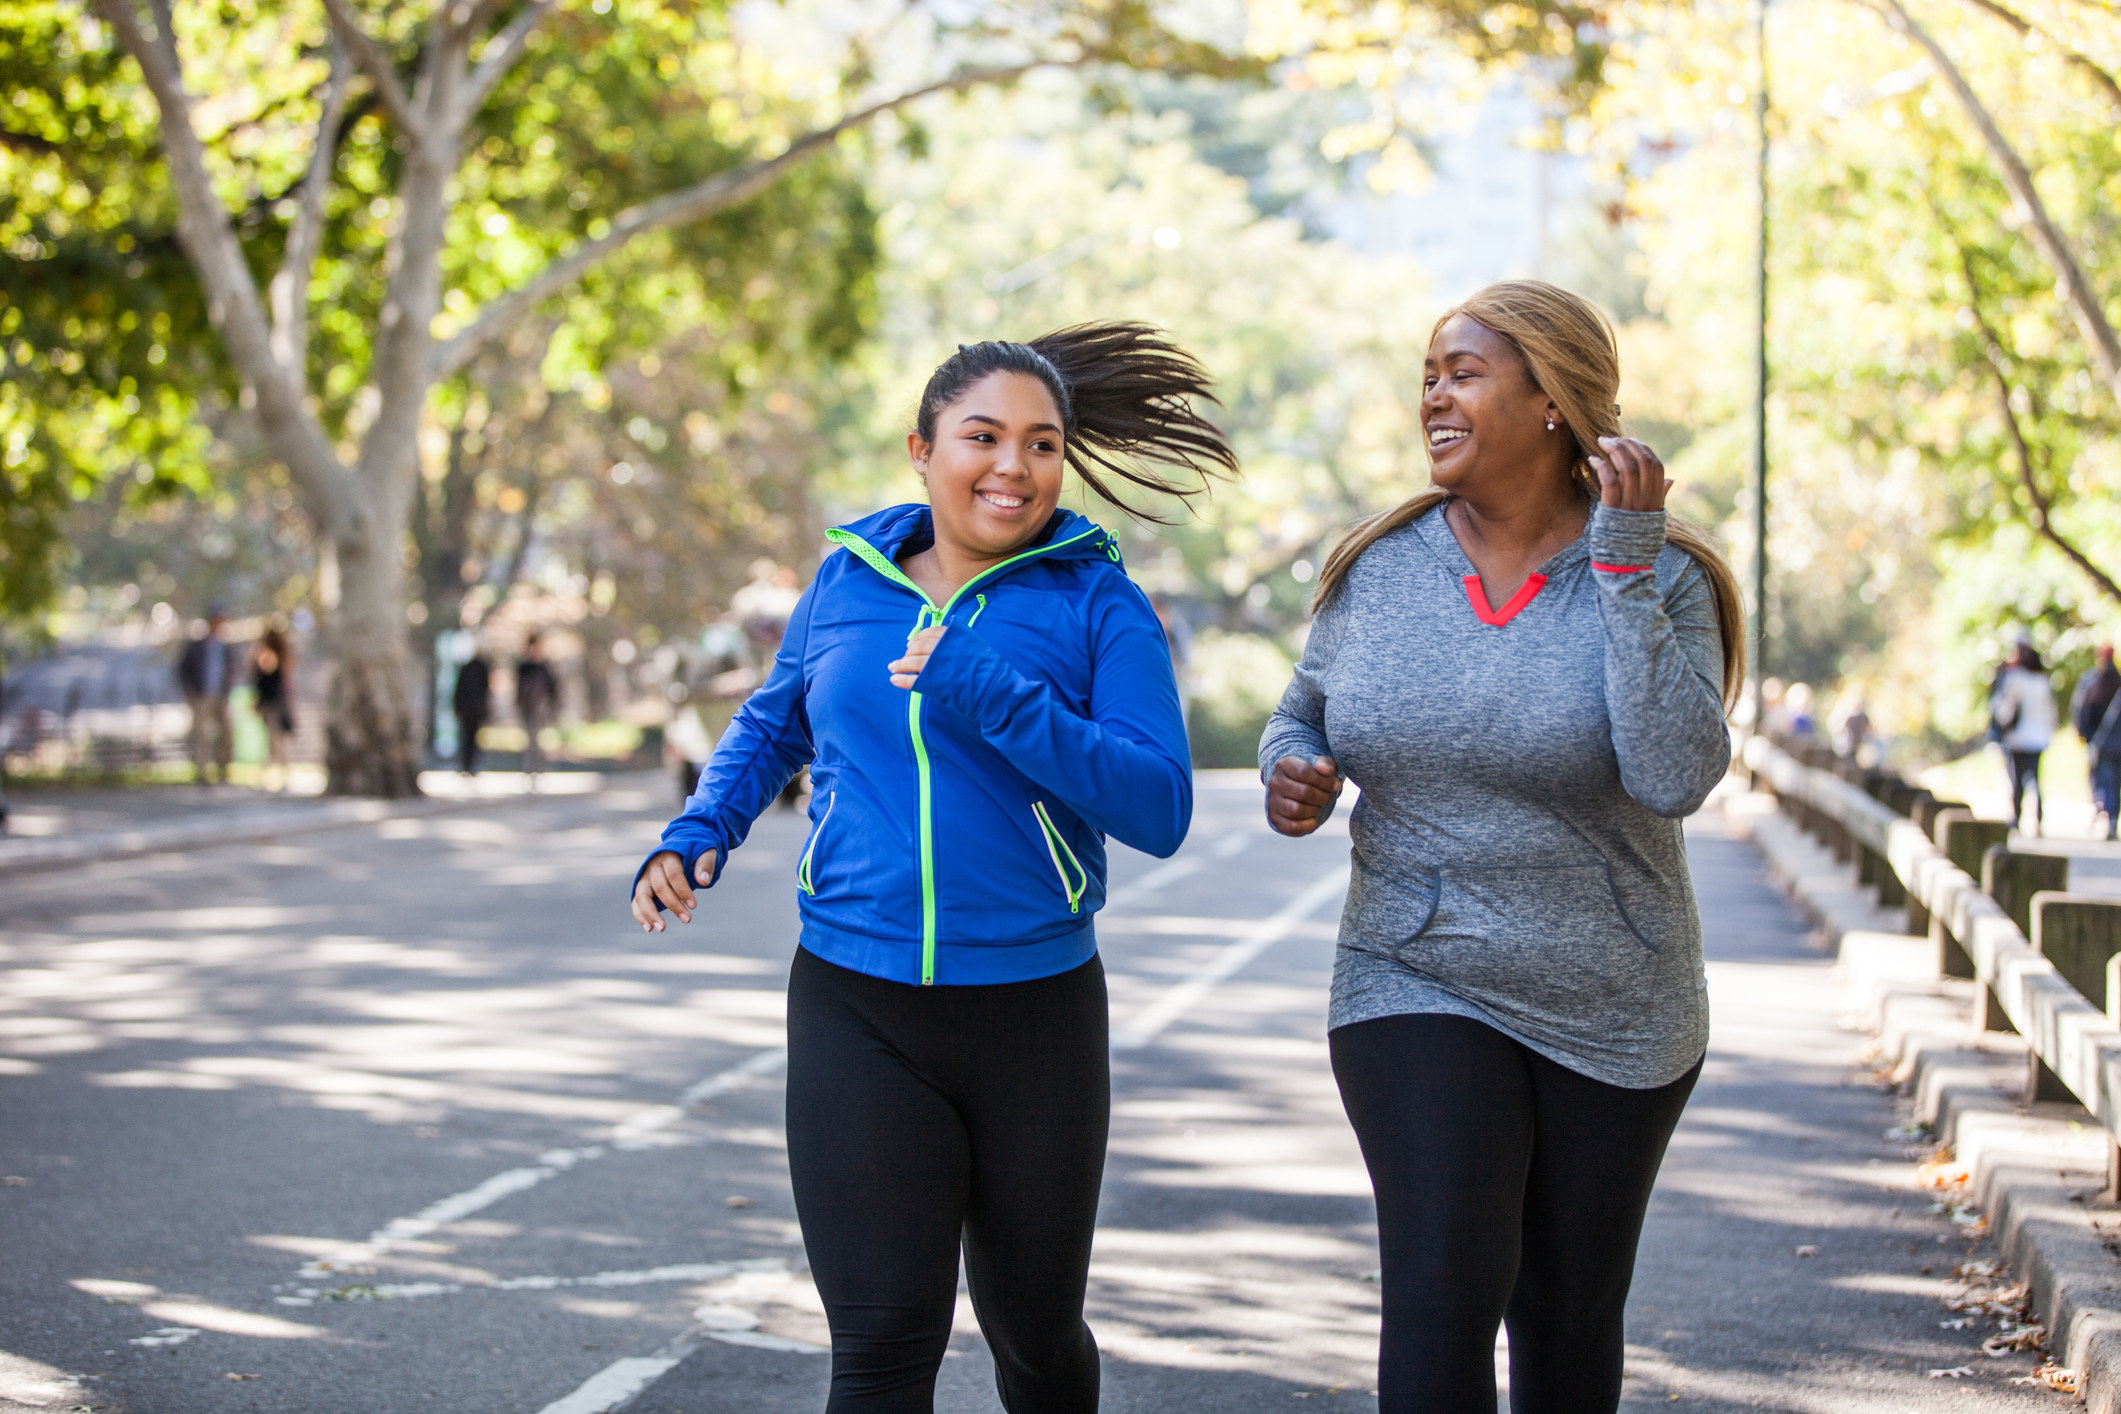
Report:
1445,479,1591,607
898,529,1033,606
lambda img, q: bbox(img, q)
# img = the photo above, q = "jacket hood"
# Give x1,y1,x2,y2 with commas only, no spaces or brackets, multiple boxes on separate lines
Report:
830,504,1116,568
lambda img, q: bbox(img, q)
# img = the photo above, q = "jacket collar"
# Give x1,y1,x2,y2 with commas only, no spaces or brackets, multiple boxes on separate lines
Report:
829,504,1114,570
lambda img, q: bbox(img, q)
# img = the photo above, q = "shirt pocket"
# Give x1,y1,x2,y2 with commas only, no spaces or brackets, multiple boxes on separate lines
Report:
1364,857,1659,1009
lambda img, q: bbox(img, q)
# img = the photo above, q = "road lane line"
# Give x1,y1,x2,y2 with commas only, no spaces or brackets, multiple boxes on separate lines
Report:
295,1048,788,1279
532,1355,685,1414
1110,863,1348,1051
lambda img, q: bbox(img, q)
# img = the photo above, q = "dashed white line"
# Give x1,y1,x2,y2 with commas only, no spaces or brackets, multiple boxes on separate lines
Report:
1110,863,1348,1051
297,1047,788,1279
532,1355,686,1414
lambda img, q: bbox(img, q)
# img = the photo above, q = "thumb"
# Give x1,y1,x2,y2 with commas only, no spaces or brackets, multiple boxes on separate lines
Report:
1314,755,1340,780
695,851,717,886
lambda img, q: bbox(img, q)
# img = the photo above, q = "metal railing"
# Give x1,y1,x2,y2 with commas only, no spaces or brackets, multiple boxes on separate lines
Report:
1744,734,2121,1165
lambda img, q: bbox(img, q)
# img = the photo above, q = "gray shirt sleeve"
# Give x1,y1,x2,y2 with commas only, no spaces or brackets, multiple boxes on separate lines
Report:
1258,586,1350,780
1586,505,1732,818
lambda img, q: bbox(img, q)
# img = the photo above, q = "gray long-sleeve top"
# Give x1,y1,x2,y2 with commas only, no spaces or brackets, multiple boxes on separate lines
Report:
1259,500,1729,1088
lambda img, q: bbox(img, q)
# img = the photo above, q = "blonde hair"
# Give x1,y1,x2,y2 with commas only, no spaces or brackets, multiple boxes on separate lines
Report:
1312,280,1746,711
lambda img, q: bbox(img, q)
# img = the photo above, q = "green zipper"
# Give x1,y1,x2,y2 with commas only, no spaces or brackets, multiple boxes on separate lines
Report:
797,790,836,896
1032,800,1088,914
823,523,1100,983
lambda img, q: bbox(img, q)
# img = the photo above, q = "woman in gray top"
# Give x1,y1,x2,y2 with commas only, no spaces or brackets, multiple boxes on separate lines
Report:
1261,281,1743,1414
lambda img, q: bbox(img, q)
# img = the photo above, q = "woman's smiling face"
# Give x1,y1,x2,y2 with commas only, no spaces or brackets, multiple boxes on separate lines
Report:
1421,312,1561,496
907,370,1067,562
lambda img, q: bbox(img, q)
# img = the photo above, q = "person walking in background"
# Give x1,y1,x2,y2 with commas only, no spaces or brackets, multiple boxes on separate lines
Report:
452,645,493,777
1261,282,1743,1414
631,324,1235,1414
1993,634,2056,835
2073,643,2121,839
515,631,558,776
251,624,297,791
176,603,238,785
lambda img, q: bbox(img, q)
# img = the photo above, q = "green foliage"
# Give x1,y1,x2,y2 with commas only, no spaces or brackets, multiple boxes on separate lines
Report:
1186,626,1295,769
1,0,219,625
1590,0,2121,739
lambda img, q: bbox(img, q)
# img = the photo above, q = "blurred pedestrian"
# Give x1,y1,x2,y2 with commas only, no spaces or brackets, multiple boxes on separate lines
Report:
251,624,297,791
2073,644,2121,839
1262,282,1743,1414
733,563,806,808
1993,634,2055,835
516,631,558,776
176,603,238,785
632,323,1231,1414
452,645,493,776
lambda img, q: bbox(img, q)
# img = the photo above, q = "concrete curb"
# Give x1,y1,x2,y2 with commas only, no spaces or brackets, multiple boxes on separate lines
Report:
0,776,614,879
1747,804,2121,1410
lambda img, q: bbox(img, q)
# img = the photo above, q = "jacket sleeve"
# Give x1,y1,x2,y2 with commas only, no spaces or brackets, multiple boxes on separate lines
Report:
1587,505,1732,818
913,578,1193,858
635,581,819,901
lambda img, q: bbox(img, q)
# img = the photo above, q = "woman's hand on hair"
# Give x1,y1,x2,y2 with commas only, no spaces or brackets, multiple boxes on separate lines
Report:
1267,755,1343,837
889,625,948,691
1590,436,1674,512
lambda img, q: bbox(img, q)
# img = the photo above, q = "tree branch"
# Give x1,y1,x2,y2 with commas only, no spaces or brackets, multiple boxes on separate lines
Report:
269,40,351,373
1955,240,2121,607
1869,0,2121,407
434,60,1065,377
1956,0,2121,113
319,0,430,148
0,124,64,157
457,0,556,122
93,0,361,538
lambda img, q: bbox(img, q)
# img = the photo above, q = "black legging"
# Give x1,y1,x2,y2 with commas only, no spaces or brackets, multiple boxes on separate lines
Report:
785,946,1109,1414
2007,749,2043,829
1331,1013,1700,1414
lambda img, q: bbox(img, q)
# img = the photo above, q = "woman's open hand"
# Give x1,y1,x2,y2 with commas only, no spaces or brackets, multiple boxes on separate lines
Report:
1590,436,1673,512
889,625,947,691
631,848,718,932
1267,755,1343,837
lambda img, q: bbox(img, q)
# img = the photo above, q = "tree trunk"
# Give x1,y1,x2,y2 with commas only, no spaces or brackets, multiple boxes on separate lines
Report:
325,500,424,797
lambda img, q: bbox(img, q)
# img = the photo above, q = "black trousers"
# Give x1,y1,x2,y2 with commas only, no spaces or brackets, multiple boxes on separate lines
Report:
1331,1013,1700,1414
785,947,1109,1414
2007,748,2043,829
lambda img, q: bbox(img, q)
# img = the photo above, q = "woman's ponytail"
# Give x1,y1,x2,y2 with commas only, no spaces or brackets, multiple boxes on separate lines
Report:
913,322,1237,522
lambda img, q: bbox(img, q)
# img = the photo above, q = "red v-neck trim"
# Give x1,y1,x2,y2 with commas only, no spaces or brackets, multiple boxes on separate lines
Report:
1461,572,1548,627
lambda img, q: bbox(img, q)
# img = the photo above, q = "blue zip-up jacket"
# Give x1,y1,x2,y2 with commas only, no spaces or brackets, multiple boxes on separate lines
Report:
640,504,1192,986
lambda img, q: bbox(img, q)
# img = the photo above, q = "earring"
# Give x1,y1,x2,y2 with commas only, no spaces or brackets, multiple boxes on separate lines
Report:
1546,419,1556,431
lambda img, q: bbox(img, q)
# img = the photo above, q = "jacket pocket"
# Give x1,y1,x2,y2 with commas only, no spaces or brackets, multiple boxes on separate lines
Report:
1031,801,1088,915
797,791,837,897
1367,857,1658,1009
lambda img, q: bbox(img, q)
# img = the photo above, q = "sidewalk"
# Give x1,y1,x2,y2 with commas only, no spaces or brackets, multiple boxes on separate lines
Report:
0,771,615,878
1742,789,2121,1412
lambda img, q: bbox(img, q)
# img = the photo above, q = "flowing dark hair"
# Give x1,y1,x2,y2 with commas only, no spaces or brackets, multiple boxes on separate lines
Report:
913,322,1238,521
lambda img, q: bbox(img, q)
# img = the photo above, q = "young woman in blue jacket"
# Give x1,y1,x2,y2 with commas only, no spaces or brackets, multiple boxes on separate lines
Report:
630,323,1235,1413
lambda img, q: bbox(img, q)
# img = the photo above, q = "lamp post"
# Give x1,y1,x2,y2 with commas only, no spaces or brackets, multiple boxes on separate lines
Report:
1749,0,1772,732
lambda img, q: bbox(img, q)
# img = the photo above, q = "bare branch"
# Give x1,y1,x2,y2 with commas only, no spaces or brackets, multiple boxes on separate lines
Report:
458,0,557,122
0,125,64,157
1956,0,2121,112
93,0,360,537
1869,0,2121,406
1955,241,2121,606
435,60,1063,376
319,0,430,147
269,40,352,373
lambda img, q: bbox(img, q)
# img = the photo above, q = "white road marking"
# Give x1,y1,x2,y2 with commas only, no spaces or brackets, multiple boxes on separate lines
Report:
532,1355,684,1414
294,1258,791,1302
296,1048,788,1279
1101,828,1257,911
1110,864,1348,1051
128,1327,201,1348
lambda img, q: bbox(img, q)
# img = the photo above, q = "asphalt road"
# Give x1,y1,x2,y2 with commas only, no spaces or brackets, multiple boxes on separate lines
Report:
0,772,2080,1412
